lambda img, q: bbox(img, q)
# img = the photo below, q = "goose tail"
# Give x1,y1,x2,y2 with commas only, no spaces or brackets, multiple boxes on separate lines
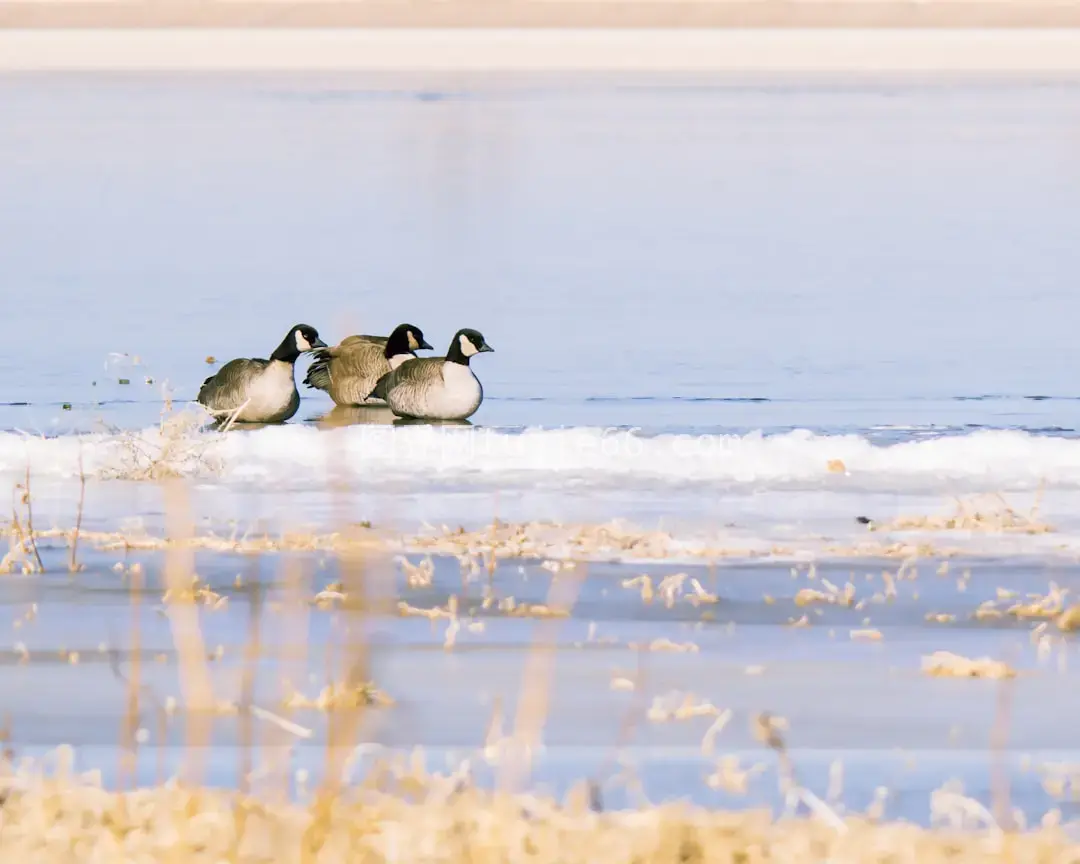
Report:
304,349,333,392
197,374,217,406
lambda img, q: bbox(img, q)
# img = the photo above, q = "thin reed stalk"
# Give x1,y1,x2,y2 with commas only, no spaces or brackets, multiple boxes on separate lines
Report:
161,479,216,788
221,399,251,433
990,647,1018,830
23,467,44,573
499,562,587,795
318,531,373,801
238,574,264,798
68,448,86,573
119,551,140,792
267,554,313,804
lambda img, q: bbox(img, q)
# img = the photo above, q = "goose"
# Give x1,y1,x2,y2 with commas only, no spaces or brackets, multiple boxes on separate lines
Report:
378,328,493,421
303,323,432,406
197,323,326,424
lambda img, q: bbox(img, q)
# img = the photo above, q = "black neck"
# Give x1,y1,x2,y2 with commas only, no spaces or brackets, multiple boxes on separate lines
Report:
270,333,300,364
445,338,471,366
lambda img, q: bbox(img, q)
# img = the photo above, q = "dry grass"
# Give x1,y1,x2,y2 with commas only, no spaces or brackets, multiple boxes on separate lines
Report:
409,519,698,562
795,579,857,608
2,467,46,574
621,572,719,608
968,583,1080,633
281,681,395,711
162,575,229,609
0,749,1078,862
0,517,1032,575
396,595,572,623
390,495,1059,572
401,519,950,563
8,508,1069,573
398,519,1002,564
865,493,1053,535
98,403,224,481
1058,605,1080,632
646,691,722,722
27,524,382,558
921,651,1017,680
1038,763,1080,803
2,473,1080,859
161,480,217,788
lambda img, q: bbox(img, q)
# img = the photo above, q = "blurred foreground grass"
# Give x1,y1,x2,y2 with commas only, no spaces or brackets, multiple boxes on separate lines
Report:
1,750,1078,862
2,455,1080,861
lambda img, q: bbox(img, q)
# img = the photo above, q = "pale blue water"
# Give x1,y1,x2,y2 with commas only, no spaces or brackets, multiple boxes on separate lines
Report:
3,73,1080,822
3,74,1080,439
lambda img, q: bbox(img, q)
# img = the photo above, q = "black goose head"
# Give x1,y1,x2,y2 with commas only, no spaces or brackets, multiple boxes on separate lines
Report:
383,323,433,360
271,324,327,363
445,328,494,366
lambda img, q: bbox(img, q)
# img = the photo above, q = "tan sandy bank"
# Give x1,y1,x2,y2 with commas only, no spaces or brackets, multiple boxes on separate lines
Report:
5,1,1080,29
5,28,1080,70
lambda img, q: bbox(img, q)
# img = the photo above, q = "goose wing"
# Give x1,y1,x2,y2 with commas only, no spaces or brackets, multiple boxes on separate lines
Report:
382,357,446,410
332,339,391,400
198,358,268,413
340,334,387,347
305,336,388,393
370,370,392,402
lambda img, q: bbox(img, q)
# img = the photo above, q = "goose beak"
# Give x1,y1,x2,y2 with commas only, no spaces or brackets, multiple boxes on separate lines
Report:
419,338,434,350
479,341,494,353
310,337,328,350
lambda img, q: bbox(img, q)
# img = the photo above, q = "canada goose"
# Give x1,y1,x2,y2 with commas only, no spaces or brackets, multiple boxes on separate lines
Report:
303,323,432,406
379,328,493,421
197,324,326,424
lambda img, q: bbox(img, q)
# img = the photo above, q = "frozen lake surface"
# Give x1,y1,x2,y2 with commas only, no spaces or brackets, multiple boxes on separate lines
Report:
4,542,1079,826
3,73,1080,547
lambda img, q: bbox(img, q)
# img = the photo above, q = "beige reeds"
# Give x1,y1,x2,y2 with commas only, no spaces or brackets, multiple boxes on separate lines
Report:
4,758,1080,862
990,650,1017,830
161,479,216,788
301,315,378,861
589,649,648,811
105,560,165,789
8,465,46,574
17,514,1052,568
21,467,44,573
101,402,223,481
220,398,251,434
238,569,264,799
264,554,314,805
498,562,587,795
116,551,140,792
1,493,1079,857
67,447,86,573
6,378,1079,859
314,379,400,837
869,492,1052,534
921,651,1016,680
316,524,375,805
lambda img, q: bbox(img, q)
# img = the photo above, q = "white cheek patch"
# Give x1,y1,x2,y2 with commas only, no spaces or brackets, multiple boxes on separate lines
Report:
459,333,478,357
407,332,419,351
295,331,312,352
